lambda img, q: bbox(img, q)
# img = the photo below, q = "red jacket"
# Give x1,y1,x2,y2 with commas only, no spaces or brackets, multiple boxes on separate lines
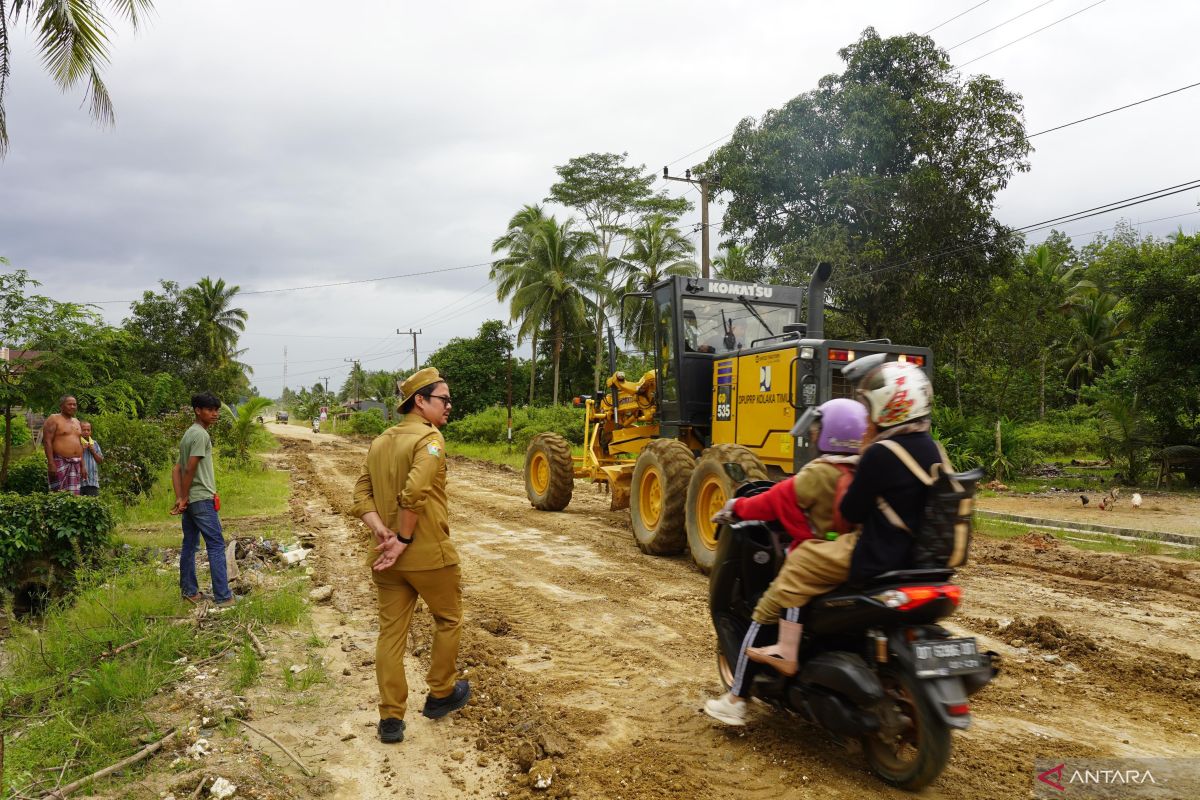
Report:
731,477,814,546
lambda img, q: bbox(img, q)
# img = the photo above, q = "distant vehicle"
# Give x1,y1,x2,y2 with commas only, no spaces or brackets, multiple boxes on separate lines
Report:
312,418,320,434
276,411,289,423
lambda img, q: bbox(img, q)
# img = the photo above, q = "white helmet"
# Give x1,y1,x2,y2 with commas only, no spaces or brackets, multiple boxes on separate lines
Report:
858,361,932,427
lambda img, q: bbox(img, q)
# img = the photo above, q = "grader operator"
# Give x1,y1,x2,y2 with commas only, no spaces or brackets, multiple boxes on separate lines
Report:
522,263,933,572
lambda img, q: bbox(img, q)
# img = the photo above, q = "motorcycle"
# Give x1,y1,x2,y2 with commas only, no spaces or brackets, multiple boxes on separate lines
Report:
311,419,321,434
709,465,997,790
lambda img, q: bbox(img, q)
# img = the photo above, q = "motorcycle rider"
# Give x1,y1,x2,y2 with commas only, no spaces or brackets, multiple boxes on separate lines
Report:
704,361,941,726
703,398,867,725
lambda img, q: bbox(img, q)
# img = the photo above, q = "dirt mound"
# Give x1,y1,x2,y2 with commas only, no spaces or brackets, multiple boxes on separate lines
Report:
983,614,1098,658
976,537,1200,598
1017,531,1059,551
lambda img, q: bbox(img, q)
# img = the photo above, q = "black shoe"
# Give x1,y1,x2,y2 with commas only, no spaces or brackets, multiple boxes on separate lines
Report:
422,680,470,719
378,717,405,743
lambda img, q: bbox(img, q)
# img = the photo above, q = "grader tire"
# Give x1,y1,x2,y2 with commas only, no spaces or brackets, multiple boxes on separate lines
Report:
686,444,768,573
525,433,574,511
630,439,696,555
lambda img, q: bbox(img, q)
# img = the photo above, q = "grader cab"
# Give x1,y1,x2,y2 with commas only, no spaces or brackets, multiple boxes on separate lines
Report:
522,263,933,572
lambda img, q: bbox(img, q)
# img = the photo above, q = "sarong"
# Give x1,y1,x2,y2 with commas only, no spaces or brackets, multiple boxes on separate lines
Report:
50,456,83,495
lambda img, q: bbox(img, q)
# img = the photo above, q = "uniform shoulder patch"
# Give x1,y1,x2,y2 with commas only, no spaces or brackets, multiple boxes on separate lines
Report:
427,441,443,457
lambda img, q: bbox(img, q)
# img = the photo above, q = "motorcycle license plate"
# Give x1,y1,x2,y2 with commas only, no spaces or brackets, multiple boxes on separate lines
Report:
913,637,987,678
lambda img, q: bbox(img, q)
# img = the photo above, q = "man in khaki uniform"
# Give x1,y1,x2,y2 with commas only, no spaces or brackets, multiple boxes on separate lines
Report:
352,367,469,744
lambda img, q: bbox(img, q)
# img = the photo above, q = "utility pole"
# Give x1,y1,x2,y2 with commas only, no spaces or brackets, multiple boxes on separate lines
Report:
663,167,712,279
320,377,331,397
505,345,513,450
397,329,422,372
281,346,288,401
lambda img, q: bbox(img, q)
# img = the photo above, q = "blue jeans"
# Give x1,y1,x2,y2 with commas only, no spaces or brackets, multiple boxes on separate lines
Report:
180,499,232,602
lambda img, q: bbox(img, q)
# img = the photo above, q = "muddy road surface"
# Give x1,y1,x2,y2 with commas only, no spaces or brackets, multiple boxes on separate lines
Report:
271,425,1200,799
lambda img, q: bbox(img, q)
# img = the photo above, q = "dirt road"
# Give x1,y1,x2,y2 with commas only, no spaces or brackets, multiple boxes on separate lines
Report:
267,425,1200,799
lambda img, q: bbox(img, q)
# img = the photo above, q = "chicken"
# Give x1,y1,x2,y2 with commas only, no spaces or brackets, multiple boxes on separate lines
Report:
1079,495,1089,506
1098,497,1108,511
1131,492,1143,509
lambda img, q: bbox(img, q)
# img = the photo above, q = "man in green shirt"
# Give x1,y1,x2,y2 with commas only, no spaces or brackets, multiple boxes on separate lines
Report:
171,392,234,607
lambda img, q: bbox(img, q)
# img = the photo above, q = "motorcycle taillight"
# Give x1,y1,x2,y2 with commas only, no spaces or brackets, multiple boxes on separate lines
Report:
874,584,962,611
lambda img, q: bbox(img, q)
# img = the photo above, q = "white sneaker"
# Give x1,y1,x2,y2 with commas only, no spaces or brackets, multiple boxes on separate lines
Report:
703,692,747,726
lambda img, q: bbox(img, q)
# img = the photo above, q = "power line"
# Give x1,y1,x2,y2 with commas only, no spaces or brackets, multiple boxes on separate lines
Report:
924,0,993,35
87,260,493,305
1026,80,1200,139
957,0,1109,68
946,0,1056,51
1015,178,1200,231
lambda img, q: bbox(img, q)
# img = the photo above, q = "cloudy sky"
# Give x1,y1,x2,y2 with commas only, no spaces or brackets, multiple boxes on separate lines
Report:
2,0,1198,398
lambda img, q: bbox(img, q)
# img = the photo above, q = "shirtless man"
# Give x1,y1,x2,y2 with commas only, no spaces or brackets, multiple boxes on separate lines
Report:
43,395,87,494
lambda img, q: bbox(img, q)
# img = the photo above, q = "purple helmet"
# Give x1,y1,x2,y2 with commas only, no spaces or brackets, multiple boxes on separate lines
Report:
815,398,867,454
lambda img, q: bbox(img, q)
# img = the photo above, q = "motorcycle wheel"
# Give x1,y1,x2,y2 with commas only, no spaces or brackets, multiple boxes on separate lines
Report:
863,665,951,790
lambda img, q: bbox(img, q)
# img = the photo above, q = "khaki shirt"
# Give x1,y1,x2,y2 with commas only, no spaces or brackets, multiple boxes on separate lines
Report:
351,412,459,572
791,455,858,536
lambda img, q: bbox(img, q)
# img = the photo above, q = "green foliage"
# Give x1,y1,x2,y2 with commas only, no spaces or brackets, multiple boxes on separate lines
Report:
0,413,31,447
444,404,585,449
425,320,514,416
1017,416,1102,458
3,453,49,494
222,397,273,462
1097,394,1154,485
88,412,173,501
703,28,1030,357
0,493,115,589
348,408,389,437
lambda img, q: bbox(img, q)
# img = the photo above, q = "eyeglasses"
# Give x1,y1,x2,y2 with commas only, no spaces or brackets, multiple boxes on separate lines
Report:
427,394,453,406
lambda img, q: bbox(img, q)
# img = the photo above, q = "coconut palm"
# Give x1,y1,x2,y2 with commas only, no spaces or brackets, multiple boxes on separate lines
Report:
616,214,697,352
222,396,272,462
494,213,595,405
712,243,762,282
491,205,550,404
1062,289,1130,398
184,277,248,368
1,0,156,156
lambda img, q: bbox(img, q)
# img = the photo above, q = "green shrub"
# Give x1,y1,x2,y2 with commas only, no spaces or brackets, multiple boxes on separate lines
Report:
444,404,585,448
1017,418,1102,458
0,414,32,447
348,408,389,437
4,454,49,495
87,413,173,501
0,493,115,589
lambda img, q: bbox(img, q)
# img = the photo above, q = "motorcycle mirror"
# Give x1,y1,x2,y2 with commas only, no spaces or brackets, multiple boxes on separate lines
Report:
723,462,746,483
790,406,822,437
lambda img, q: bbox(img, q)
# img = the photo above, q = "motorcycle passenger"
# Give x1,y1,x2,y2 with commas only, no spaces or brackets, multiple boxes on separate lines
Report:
703,398,867,726
704,362,940,726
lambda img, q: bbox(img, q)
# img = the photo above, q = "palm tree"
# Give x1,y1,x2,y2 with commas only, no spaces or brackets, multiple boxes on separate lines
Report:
712,243,761,282
223,396,272,462
184,277,248,368
616,214,697,352
1,0,156,156
492,205,550,404
1062,289,1130,398
494,213,595,405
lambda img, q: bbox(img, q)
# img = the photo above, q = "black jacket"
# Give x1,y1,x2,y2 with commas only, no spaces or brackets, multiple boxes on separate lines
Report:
839,431,941,583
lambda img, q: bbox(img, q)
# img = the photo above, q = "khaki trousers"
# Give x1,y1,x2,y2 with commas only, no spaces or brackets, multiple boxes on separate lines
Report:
753,532,859,623
373,563,462,720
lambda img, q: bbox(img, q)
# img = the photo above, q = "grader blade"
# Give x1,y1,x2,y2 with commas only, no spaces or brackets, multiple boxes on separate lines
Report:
600,465,633,511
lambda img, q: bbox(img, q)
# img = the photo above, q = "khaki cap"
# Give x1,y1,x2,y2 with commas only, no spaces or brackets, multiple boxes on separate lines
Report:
397,367,443,403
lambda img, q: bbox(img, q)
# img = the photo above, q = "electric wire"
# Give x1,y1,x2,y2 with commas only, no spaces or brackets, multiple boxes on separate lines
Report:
924,0,993,35
957,0,1109,68
946,0,1056,51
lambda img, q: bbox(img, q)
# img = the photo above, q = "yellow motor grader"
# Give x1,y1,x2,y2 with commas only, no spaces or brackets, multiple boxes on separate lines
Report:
523,263,933,572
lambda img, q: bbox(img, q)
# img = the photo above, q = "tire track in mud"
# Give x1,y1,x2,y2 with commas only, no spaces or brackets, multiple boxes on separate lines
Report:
273,429,1200,799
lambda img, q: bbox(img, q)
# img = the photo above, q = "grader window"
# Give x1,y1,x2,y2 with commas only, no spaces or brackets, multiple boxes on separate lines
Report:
682,297,794,353
657,295,679,401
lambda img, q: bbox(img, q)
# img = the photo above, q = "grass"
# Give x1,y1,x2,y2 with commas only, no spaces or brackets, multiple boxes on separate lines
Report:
975,517,1200,558
114,455,290,548
446,439,587,471
0,558,312,796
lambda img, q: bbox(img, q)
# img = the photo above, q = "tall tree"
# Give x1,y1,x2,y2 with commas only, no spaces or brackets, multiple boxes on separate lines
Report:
547,153,690,392
184,277,248,368
425,320,513,416
1,0,156,156
703,28,1030,357
1062,288,1130,398
492,204,550,404
0,268,124,484
498,216,595,405
617,214,698,352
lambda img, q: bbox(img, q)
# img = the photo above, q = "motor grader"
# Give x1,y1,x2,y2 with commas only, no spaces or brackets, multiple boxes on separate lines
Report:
522,263,933,572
